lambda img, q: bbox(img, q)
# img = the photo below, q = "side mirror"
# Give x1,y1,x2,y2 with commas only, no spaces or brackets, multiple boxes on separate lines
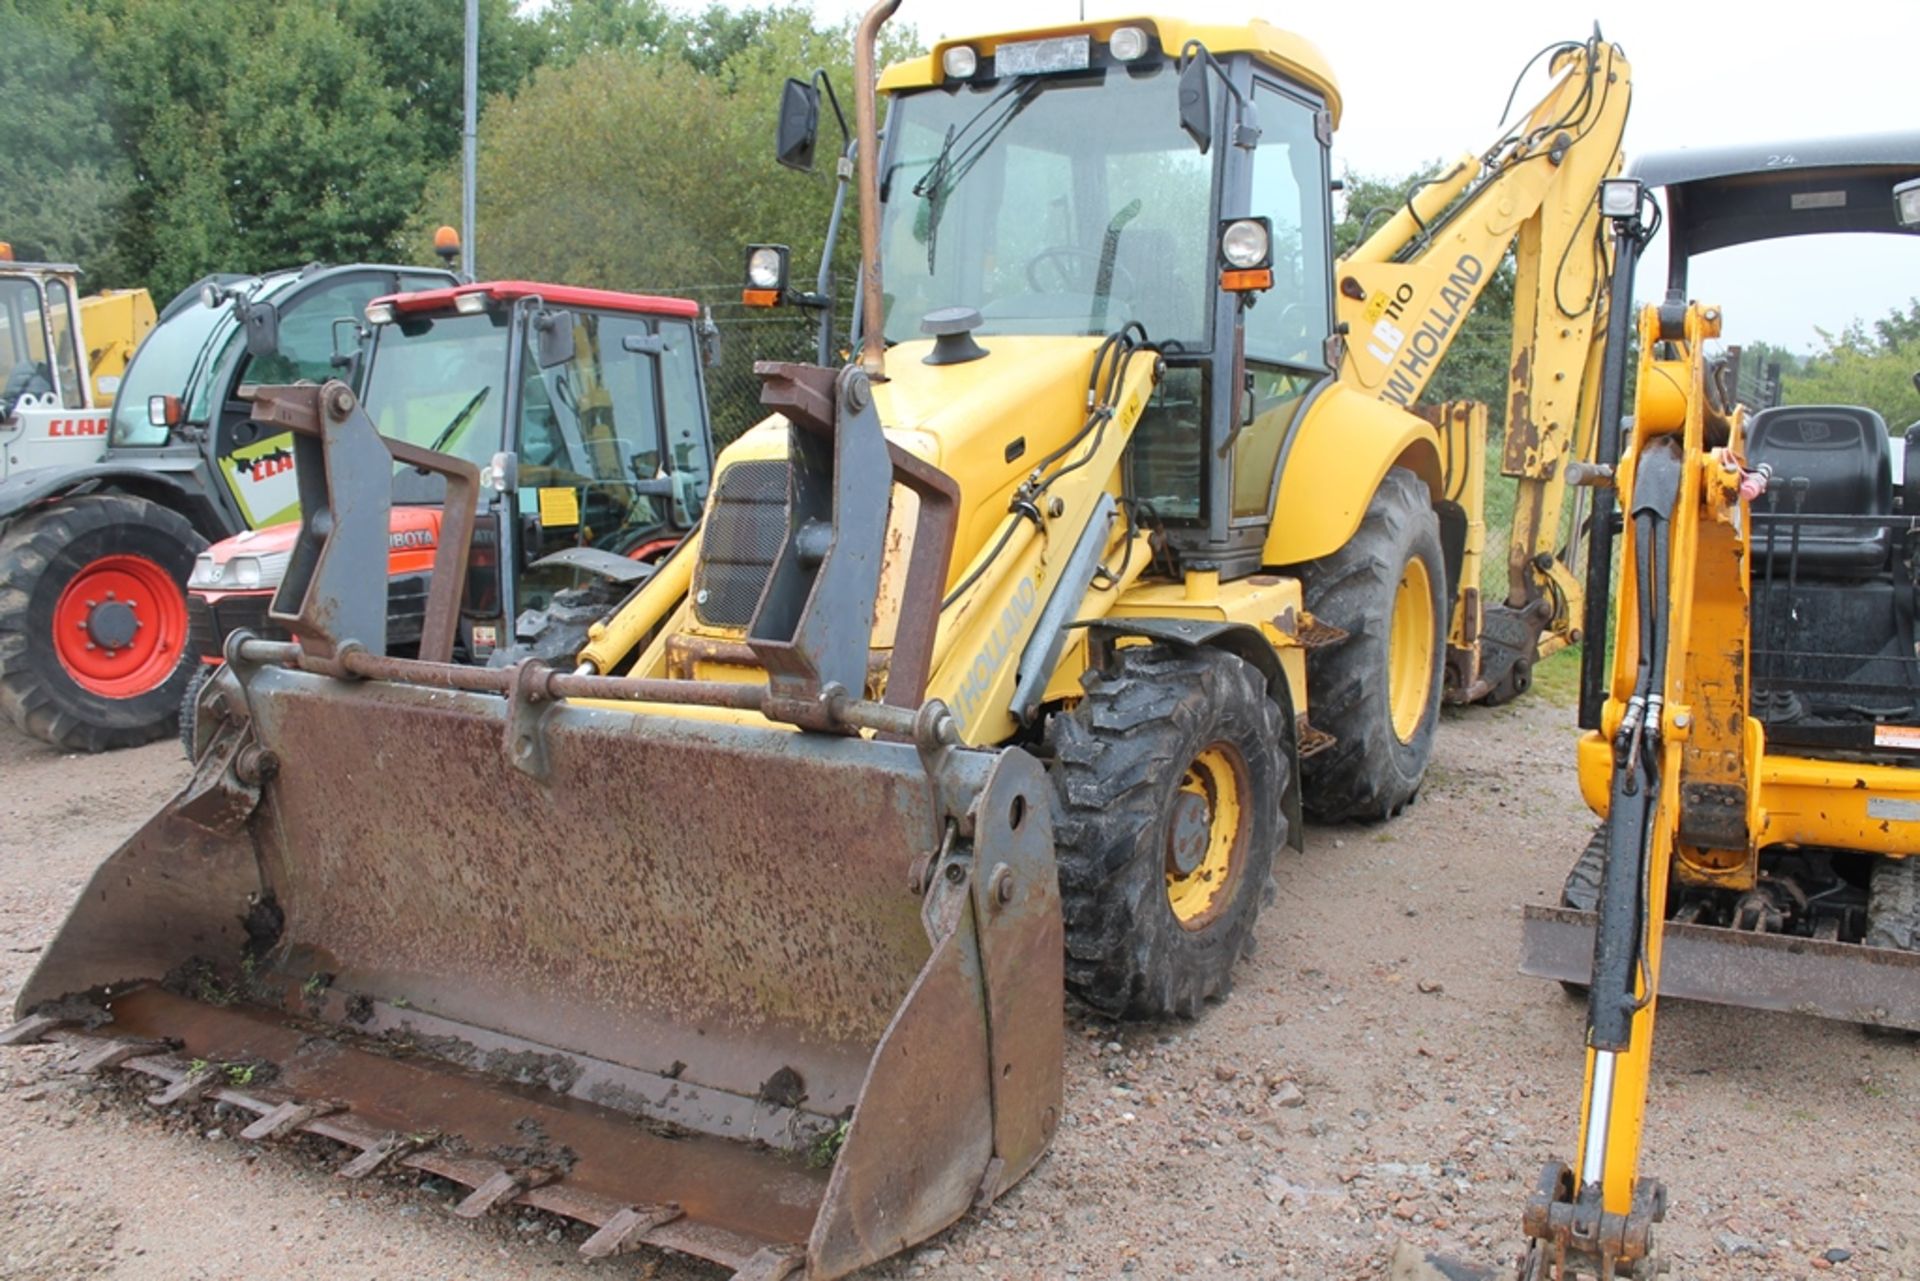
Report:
776,78,821,173
330,317,368,373
1177,57,1211,154
698,307,722,368
535,309,576,368
236,299,280,358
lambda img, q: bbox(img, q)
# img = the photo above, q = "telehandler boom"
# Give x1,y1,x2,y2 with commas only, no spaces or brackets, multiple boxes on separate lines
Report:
7,11,1630,1279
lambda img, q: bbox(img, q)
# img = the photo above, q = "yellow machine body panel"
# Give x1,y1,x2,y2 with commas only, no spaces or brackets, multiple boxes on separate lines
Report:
77,287,157,403
1260,383,1442,566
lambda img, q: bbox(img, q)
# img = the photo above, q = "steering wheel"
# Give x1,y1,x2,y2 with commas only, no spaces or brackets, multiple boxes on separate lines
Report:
1025,247,1139,301
1270,302,1318,357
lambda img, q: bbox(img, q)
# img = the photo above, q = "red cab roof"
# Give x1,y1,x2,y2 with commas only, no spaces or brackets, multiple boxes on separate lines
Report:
375,280,699,319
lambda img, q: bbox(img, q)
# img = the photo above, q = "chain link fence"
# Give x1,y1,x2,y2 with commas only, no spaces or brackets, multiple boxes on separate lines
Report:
671,282,854,450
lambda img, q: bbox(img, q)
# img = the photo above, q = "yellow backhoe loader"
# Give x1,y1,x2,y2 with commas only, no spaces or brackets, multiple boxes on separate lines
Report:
1497,138,1920,1278
5,11,1630,1279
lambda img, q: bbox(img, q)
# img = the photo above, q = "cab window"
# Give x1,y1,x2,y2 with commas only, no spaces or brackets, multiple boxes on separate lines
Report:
1242,83,1331,367
0,277,51,412
45,281,84,408
1231,83,1331,519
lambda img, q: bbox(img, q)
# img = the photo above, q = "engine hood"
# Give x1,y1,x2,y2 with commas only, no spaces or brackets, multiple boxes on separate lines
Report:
719,334,1118,553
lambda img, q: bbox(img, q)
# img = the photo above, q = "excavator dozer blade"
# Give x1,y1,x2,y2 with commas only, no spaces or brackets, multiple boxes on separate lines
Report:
6,661,1064,1280
1521,905,1920,1031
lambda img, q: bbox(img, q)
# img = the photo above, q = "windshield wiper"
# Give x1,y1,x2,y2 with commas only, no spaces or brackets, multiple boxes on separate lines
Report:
912,80,1043,271
427,386,489,455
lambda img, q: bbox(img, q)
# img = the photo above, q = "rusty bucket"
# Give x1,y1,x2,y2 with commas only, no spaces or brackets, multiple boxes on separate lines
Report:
8,660,1063,1278
4,375,1063,1280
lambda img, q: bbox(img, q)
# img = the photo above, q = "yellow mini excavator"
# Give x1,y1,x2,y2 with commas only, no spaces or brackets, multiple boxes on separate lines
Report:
1503,137,1920,1278
6,11,1631,1279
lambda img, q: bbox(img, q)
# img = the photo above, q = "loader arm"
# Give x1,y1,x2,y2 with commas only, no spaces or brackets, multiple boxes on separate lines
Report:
1335,32,1629,701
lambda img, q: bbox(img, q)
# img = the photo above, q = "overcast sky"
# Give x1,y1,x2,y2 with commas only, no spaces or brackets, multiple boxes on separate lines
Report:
810,0,1920,353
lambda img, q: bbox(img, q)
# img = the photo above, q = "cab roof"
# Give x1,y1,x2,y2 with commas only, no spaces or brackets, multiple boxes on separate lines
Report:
878,15,1342,126
1628,131,1920,289
378,280,700,319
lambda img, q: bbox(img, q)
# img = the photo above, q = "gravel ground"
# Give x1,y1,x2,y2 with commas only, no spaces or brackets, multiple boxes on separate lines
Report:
3,698,1916,1280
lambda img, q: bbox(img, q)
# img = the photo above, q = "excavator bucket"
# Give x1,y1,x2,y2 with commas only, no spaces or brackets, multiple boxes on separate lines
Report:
3,376,1065,1280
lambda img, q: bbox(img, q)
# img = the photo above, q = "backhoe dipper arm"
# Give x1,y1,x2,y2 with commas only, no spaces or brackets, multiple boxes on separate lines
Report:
1522,300,1756,1279
1334,33,1630,676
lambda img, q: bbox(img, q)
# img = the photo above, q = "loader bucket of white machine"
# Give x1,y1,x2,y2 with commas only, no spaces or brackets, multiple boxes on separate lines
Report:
4,374,1065,1281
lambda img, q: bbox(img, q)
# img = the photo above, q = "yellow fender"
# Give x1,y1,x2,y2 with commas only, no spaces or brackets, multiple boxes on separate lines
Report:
1261,381,1443,567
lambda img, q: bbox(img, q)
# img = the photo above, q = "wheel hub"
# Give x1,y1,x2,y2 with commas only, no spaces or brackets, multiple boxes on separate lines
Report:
52,554,188,698
86,596,140,650
1165,792,1211,877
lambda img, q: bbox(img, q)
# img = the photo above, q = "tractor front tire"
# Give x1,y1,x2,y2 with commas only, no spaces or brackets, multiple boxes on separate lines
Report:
0,494,205,752
1047,643,1288,1021
1296,466,1446,822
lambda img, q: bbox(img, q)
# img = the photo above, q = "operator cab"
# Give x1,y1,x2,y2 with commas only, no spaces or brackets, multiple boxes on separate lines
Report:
0,253,89,422
769,18,1342,577
190,280,717,667
1611,136,1920,751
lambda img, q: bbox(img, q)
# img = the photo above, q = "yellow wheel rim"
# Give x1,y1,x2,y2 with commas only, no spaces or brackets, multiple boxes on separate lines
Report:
1387,555,1436,743
1164,744,1248,930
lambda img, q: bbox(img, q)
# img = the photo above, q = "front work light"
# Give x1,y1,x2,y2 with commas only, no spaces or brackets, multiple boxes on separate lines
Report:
1220,218,1272,269
1896,177,1920,230
942,45,978,80
1600,178,1643,220
743,245,791,307
1109,27,1149,61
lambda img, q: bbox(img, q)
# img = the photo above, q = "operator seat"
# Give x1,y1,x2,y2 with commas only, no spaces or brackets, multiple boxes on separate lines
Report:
1745,405,1891,575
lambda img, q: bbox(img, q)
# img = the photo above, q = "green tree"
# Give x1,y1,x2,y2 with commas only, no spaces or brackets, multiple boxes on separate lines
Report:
0,1,128,269
342,0,546,168
90,0,425,301
1782,303,1920,430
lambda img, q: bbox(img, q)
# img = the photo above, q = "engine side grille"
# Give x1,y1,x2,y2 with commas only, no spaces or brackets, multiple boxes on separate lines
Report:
692,459,790,628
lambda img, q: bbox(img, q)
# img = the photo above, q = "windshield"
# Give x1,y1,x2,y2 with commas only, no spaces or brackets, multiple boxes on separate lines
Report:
109,299,233,445
0,275,50,419
362,310,513,499
879,64,1214,345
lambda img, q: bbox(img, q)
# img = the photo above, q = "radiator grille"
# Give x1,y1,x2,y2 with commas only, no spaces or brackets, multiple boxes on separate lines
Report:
691,459,790,627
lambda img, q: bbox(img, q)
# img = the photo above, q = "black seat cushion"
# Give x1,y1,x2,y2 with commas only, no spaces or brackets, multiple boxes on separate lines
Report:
1747,405,1891,574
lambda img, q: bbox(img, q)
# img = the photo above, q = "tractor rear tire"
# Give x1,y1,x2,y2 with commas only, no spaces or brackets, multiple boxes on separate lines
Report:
0,494,205,752
1046,643,1288,1020
1296,466,1447,822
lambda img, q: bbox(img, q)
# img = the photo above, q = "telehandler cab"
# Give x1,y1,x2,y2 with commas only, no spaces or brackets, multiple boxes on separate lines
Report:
7,11,1632,1279
0,258,453,750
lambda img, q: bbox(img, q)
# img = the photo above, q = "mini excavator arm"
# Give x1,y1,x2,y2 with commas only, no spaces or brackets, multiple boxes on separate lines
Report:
1519,299,1759,1279
1334,31,1630,702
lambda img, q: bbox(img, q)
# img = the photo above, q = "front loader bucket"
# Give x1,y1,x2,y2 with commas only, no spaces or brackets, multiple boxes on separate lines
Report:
8,661,1064,1278
1521,904,1920,1031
